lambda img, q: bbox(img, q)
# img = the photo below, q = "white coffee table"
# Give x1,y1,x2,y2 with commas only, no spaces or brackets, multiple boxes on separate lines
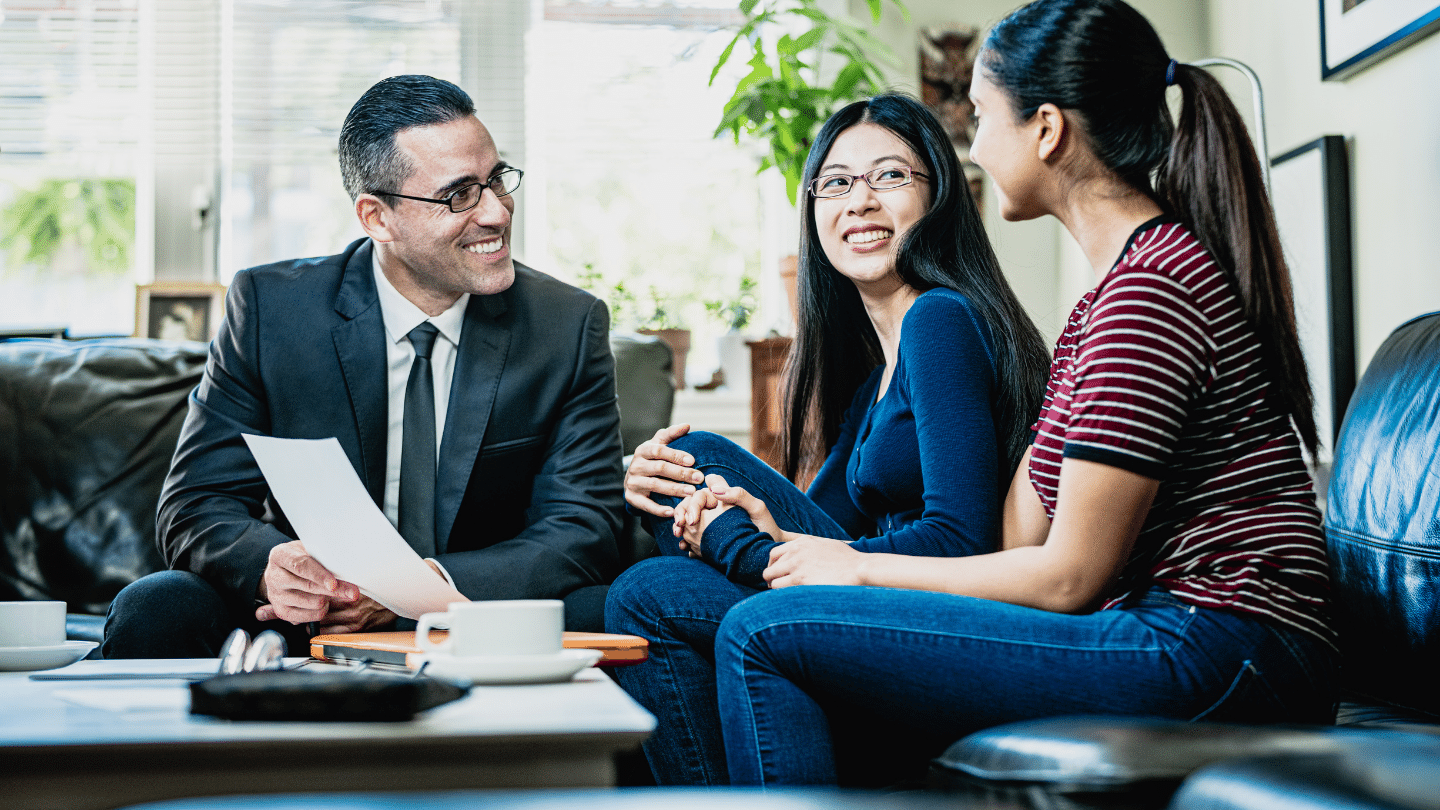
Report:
0,659,655,810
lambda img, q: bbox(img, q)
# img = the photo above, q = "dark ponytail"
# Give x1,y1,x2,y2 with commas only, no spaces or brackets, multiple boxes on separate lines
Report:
982,0,1318,455
1158,65,1317,453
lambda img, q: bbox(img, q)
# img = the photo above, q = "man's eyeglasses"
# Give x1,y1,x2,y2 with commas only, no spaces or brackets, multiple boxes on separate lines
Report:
809,165,928,199
219,628,288,673
370,167,524,213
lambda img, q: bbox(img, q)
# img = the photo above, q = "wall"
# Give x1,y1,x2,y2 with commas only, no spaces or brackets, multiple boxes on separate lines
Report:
1207,0,1440,374
851,0,1210,340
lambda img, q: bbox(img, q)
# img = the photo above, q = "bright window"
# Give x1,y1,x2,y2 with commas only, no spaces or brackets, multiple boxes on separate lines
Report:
532,0,773,386
0,0,141,337
220,0,461,281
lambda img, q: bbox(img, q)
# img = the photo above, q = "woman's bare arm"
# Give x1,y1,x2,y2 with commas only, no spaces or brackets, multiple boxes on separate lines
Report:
1002,447,1050,550
765,458,1158,614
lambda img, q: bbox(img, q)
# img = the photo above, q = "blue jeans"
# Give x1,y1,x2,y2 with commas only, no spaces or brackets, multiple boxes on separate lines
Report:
609,432,853,784
645,431,848,587
714,585,1338,786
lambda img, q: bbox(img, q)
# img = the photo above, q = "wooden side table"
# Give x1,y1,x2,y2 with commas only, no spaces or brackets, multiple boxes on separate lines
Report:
746,336,792,473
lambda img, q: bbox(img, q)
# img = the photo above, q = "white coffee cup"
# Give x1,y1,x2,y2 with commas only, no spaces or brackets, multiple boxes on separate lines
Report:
0,601,67,648
415,599,563,658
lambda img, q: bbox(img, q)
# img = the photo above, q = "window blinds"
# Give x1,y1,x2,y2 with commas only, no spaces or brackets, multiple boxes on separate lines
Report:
220,0,465,276
0,0,141,172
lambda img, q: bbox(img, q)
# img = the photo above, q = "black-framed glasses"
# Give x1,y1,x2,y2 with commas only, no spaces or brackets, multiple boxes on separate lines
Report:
809,165,929,198
370,167,524,213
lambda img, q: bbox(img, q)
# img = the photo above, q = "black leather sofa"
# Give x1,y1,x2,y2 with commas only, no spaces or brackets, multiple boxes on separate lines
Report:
932,311,1440,809
0,332,674,646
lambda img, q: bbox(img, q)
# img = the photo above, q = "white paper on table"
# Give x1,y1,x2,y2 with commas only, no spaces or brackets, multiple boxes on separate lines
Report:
243,434,467,619
55,687,190,712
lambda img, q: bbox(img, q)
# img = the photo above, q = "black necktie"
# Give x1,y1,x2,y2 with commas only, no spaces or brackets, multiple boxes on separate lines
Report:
399,322,439,557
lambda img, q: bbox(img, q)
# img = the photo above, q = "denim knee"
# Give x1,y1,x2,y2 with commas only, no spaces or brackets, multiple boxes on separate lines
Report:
670,430,745,464
714,587,781,658
606,557,681,635
606,556,758,639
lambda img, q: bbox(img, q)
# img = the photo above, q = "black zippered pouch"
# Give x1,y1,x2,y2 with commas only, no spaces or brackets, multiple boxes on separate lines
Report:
190,670,468,722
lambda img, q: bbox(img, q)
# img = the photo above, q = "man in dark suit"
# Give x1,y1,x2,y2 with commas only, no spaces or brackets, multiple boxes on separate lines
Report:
103,75,624,657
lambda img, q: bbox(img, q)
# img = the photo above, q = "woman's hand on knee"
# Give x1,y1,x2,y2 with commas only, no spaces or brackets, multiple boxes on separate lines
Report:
624,424,704,518
763,537,865,588
706,474,786,541
673,487,720,556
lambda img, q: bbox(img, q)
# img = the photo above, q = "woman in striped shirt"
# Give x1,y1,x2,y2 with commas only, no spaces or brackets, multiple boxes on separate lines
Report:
687,0,1338,787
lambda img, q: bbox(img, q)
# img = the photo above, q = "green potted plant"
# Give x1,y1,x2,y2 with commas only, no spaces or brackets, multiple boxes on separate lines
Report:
710,0,910,204
0,178,135,274
578,266,692,390
704,274,760,392
577,264,641,331
636,286,692,391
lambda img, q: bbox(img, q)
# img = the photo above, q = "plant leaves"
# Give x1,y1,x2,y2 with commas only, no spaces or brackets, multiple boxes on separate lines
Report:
792,27,824,54
709,33,742,85
832,61,866,99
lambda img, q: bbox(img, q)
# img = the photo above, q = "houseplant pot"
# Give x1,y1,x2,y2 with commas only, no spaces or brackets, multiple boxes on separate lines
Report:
639,328,691,390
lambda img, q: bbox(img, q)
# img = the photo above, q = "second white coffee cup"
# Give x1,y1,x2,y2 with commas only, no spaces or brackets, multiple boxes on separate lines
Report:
415,599,563,658
0,600,67,648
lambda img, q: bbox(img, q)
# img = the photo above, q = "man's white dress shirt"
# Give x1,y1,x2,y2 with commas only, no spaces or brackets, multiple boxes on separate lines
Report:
372,252,467,584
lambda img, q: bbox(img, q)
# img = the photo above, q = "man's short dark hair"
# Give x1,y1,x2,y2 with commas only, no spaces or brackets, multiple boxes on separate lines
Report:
338,74,476,202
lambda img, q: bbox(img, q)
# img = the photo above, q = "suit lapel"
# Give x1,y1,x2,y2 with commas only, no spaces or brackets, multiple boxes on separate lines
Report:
331,241,388,505
435,288,512,552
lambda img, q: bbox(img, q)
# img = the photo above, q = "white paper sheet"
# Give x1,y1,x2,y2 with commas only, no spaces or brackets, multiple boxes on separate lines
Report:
243,434,467,619
54,687,190,712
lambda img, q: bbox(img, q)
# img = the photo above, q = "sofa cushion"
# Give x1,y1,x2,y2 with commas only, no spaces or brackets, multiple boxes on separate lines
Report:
1325,311,1440,720
609,331,674,456
932,716,1357,790
1169,742,1440,810
2,333,675,616
608,331,674,564
0,338,207,614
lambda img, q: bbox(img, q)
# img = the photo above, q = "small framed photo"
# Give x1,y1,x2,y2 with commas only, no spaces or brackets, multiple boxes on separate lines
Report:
135,283,227,342
1321,0,1440,80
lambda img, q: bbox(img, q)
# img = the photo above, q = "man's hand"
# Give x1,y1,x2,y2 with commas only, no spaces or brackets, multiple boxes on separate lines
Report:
317,559,448,633
312,592,397,635
763,536,865,588
624,424,703,517
255,540,359,625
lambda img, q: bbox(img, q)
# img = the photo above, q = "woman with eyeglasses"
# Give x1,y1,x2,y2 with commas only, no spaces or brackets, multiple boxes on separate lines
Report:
691,0,1337,788
606,92,1050,785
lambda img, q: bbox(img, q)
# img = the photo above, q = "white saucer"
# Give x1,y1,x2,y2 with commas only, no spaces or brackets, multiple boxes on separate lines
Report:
416,648,603,685
0,640,99,672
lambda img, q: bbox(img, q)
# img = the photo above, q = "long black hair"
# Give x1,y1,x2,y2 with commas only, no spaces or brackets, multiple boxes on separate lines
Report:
781,93,1050,484
980,0,1319,455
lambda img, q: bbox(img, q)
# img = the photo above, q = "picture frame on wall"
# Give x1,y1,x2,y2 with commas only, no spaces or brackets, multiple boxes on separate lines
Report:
1270,135,1355,460
1321,0,1440,80
135,283,227,343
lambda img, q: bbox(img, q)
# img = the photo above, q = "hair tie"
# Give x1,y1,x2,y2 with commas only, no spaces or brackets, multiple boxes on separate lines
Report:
1165,58,1179,87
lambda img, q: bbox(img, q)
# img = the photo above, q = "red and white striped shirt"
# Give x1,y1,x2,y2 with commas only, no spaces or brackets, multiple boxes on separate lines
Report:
1030,218,1335,648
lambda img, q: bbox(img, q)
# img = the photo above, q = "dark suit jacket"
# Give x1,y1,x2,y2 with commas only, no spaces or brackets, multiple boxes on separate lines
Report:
157,238,624,615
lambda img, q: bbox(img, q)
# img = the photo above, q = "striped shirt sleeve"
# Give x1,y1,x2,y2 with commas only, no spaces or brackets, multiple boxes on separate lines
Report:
1062,233,1217,479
